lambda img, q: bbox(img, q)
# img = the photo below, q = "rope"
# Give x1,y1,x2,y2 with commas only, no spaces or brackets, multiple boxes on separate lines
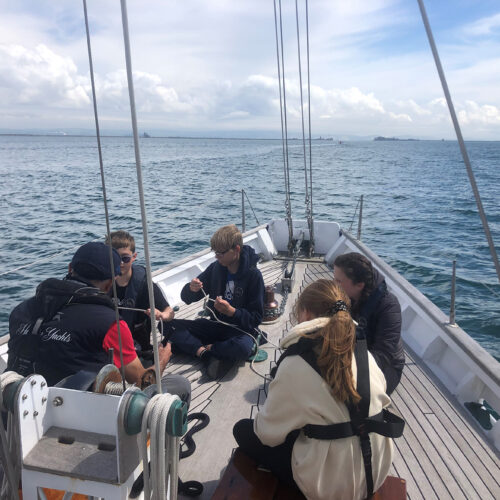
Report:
0,372,23,500
242,189,260,226
83,0,127,392
273,0,293,251
120,0,163,394
417,0,500,283
139,393,180,500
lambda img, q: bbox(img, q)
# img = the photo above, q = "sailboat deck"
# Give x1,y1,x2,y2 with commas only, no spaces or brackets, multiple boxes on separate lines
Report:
167,257,500,499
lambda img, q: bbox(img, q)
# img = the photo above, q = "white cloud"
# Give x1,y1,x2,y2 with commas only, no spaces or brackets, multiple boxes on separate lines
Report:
0,44,89,107
463,13,500,37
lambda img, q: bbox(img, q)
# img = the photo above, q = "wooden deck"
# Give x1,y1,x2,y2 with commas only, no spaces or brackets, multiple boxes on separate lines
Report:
167,258,500,500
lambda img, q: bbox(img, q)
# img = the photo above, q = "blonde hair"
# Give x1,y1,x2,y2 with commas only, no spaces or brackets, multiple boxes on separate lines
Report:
210,224,243,252
295,279,360,404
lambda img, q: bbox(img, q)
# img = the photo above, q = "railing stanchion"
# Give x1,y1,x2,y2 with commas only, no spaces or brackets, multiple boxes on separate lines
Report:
357,195,363,240
242,189,246,233
449,260,457,326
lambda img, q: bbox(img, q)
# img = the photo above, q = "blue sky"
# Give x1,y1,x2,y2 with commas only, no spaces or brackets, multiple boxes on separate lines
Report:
1,0,500,139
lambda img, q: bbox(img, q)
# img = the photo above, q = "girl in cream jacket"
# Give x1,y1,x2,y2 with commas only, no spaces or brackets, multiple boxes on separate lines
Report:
233,279,393,500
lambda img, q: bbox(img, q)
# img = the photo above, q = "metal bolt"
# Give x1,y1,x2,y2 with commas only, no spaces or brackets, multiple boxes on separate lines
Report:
53,397,63,407
42,397,47,404
41,382,46,388
30,380,36,386
22,394,27,401
33,411,38,417
23,410,28,417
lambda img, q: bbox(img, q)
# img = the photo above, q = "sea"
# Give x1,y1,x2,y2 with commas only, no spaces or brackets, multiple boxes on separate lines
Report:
1,135,499,361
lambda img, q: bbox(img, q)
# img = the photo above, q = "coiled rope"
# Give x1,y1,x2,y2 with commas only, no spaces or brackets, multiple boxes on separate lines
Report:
139,393,180,500
0,372,23,500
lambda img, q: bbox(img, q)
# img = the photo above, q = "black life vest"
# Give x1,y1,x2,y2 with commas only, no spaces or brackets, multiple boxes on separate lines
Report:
273,326,404,499
117,264,147,330
8,278,117,386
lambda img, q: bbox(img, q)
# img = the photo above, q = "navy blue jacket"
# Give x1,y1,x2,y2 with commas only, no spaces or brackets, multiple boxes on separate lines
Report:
8,277,115,386
180,245,264,332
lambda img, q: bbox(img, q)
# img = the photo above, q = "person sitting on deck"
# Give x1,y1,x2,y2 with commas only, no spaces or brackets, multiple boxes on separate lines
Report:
106,230,175,358
233,279,394,500
7,242,190,405
165,224,265,379
333,252,404,394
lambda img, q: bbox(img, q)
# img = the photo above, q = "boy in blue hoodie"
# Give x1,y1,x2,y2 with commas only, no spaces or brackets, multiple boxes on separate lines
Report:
166,225,265,378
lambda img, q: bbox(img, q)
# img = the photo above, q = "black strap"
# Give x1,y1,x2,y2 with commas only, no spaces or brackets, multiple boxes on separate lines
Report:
130,412,210,498
350,337,374,498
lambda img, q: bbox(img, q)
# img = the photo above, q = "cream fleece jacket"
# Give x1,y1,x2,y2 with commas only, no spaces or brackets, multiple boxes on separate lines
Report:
254,317,393,500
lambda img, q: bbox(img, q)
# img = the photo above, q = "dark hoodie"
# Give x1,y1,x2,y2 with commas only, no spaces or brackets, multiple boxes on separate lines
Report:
353,267,405,394
180,245,264,332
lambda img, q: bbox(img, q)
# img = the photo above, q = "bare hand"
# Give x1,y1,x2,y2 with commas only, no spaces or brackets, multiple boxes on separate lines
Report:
145,308,164,321
161,306,175,322
190,278,203,292
214,296,235,317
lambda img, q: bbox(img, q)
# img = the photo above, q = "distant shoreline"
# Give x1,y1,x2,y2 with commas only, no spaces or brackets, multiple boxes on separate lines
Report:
0,133,496,142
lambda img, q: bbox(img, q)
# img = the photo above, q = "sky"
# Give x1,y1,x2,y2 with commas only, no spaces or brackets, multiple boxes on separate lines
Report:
1,0,500,139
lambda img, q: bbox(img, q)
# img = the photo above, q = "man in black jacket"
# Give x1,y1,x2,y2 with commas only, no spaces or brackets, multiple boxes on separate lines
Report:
166,225,265,379
333,252,404,394
7,242,190,405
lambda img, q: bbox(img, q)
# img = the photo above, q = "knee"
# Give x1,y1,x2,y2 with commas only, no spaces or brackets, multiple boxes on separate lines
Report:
233,418,254,447
232,337,255,361
160,374,192,408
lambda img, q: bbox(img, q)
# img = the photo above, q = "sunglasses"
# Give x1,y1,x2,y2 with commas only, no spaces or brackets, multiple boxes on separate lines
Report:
120,255,133,263
212,248,232,257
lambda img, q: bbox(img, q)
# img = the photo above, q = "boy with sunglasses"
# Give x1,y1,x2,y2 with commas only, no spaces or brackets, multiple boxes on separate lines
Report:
107,230,174,356
165,224,265,379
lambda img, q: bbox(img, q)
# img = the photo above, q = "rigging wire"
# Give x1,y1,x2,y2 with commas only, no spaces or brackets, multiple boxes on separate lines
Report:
294,0,314,255
120,0,162,394
305,0,315,255
274,0,294,253
417,0,500,283
83,0,126,391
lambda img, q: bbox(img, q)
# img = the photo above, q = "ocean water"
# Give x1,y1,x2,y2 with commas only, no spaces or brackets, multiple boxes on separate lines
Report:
1,135,499,360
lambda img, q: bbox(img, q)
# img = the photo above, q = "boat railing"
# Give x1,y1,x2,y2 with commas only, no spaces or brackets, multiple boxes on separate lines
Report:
326,228,500,450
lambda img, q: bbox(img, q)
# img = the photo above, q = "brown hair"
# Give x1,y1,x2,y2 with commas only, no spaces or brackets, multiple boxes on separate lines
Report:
210,224,243,252
106,230,136,253
333,252,374,313
295,279,360,404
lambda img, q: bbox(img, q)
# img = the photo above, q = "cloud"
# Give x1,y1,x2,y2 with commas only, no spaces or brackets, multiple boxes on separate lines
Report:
0,44,89,107
463,13,500,37
458,100,500,125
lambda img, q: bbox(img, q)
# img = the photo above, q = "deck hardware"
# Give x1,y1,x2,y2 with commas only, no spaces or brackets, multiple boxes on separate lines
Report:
42,397,47,404
22,394,27,401
30,380,36,386
53,396,64,407
448,260,458,327
33,411,38,417
23,410,28,417
41,382,46,388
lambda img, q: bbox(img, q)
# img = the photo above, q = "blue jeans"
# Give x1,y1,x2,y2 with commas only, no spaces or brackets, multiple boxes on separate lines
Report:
164,318,255,361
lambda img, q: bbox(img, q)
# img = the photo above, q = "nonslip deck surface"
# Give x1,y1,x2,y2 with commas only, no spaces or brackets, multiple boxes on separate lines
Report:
167,258,500,500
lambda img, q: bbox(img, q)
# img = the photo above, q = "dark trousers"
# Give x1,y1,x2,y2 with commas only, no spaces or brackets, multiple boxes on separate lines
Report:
164,318,255,361
233,418,300,489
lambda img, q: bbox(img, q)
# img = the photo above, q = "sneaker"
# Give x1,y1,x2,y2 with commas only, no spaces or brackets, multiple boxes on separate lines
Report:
200,350,232,380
